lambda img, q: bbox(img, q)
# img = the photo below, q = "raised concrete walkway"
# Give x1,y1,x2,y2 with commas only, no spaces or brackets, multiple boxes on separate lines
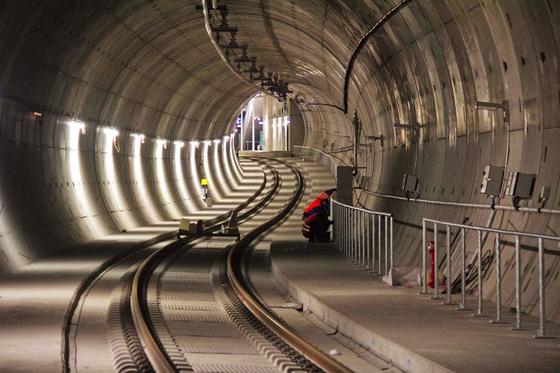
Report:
270,242,560,373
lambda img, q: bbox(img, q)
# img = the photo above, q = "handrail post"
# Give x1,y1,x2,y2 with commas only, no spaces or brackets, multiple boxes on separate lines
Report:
347,208,350,258
357,210,361,265
491,233,507,324
443,225,454,305
421,219,428,294
353,209,358,262
384,215,389,275
365,213,370,270
512,235,525,329
360,211,367,267
456,228,468,310
389,216,394,274
344,207,348,256
533,237,553,339
362,211,366,267
348,208,351,257
351,209,356,261
420,219,428,294
377,215,382,274
330,197,334,243
473,230,485,317
359,211,363,266
340,206,344,254
432,222,442,299
356,210,359,264
372,213,376,272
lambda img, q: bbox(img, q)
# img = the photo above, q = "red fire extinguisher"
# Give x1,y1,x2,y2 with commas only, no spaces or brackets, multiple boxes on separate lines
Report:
428,240,435,288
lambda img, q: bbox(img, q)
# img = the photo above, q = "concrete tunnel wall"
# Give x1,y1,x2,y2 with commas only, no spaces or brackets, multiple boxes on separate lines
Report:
287,1,560,321
0,1,259,273
0,109,241,273
1,0,560,323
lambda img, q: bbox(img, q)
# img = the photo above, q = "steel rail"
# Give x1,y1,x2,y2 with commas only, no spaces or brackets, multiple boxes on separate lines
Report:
130,160,282,371
227,159,352,373
62,159,269,373
130,236,199,373
60,231,176,373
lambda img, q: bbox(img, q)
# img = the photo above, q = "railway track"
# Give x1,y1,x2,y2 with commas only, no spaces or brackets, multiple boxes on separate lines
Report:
63,158,350,373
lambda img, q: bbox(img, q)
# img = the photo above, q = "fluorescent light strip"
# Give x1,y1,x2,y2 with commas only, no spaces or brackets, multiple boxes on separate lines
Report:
67,123,106,237
102,127,134,229
155,139,181,218
132,133,161,222
173,141,196,213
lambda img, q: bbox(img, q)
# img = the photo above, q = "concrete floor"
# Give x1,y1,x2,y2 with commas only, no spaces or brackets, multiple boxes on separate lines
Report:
271,242,560,373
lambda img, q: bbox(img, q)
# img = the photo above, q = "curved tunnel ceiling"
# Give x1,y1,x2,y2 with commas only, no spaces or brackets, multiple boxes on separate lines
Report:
5,1,557,143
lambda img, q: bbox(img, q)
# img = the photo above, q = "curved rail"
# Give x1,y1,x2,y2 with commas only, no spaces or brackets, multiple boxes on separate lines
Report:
130,161,281,371
62,159,270,373
227,159,352,373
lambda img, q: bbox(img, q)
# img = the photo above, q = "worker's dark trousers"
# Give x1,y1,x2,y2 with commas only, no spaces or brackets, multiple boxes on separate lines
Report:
309,230,330,243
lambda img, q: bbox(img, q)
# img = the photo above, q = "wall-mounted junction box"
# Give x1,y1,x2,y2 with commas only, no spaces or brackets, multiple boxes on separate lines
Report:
539,186,551,203
505,172,536,199
337,166,353,205
480,165,504,196
401,174,418,193
356,175,370,189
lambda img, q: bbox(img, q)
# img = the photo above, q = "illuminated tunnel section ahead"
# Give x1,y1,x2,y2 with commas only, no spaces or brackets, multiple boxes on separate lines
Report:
0,0,560,324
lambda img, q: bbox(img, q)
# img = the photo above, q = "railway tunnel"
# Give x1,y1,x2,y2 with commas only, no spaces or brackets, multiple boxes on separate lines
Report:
0,0,559,372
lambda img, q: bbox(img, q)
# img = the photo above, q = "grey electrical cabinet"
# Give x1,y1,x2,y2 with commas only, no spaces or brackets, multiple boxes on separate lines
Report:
505,172,536,199
480,165,504,196
401,174,418,193
336,166,353,205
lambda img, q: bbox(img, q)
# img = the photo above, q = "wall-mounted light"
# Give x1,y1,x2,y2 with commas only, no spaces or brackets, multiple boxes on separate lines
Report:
68,119,86,135
131,132,160,222
130,133,145,143
155,138,180,217
101,126,131,227
155,138,168,149
65,120,106,237
32,111,43,118
102,127,119,152
103,127,119,138
173,139,194,212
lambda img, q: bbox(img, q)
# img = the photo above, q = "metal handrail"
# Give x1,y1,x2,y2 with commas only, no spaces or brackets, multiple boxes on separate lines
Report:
421,217,559,338
292,145,338,179
332,199,394,277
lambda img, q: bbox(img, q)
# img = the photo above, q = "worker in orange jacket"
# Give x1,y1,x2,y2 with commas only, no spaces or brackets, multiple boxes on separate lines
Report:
302,189,336,242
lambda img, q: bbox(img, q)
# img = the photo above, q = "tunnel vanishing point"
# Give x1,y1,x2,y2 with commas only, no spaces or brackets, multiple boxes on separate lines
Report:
0,1,559,372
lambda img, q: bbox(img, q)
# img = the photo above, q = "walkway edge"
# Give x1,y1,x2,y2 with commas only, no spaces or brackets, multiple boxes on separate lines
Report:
270,253,454,373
